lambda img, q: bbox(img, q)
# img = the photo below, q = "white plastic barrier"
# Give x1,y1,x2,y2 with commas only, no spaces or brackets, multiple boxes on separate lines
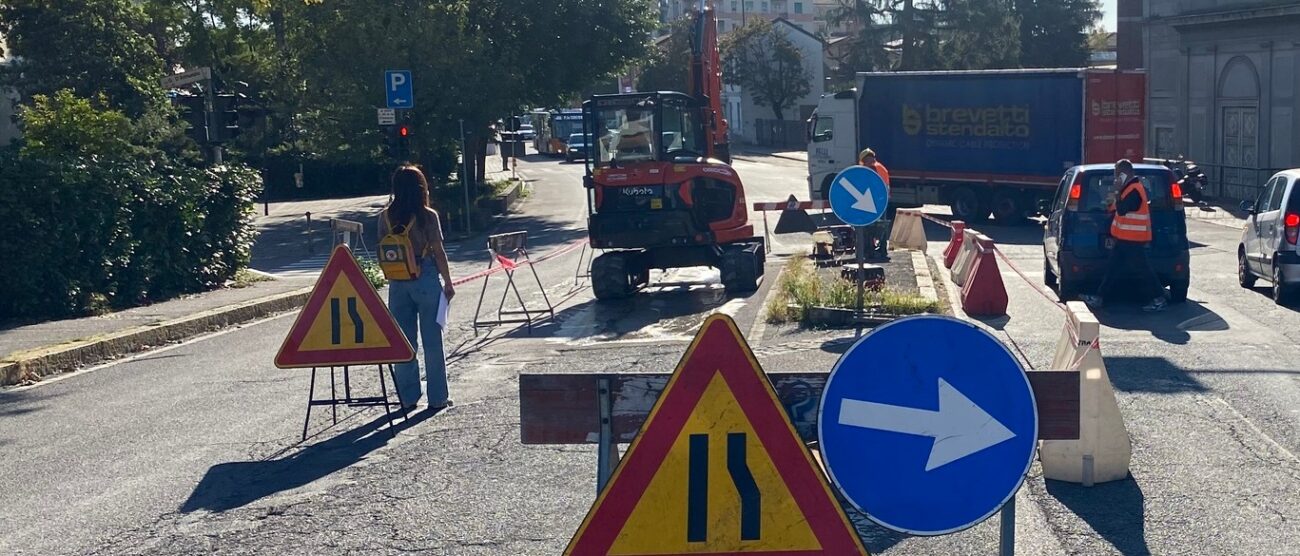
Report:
888,209,928,253
950,229,980,287
1039,301,1132,485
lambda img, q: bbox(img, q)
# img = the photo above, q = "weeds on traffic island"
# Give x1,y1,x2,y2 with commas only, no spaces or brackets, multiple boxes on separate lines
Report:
764,256,938,325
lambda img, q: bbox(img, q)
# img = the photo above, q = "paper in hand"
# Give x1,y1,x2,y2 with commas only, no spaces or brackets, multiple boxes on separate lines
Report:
437,288,450,328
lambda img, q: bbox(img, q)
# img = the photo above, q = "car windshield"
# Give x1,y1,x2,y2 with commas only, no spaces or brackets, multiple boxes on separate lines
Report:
1079,169,1174,211
568,134,588,146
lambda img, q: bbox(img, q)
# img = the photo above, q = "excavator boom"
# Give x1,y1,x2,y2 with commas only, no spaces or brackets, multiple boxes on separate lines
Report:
687,3,730,162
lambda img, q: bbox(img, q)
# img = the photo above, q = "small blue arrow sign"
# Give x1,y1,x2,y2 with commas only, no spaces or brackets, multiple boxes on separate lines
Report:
828,165,889,227
817,315,1038,536
385,70,413,109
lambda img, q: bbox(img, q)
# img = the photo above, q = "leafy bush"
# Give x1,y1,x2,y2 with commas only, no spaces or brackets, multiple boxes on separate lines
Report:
0,91,262,320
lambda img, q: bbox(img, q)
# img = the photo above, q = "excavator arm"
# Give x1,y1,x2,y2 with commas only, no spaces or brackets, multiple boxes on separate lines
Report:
688,3,730,163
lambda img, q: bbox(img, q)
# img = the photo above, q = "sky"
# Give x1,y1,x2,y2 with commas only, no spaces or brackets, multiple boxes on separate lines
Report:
1101,0,1116,32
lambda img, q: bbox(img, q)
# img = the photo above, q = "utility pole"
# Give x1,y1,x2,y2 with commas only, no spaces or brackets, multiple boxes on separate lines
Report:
459,118,472,235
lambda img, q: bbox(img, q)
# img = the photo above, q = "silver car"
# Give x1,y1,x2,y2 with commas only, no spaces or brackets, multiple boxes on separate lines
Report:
1239,168,1300,304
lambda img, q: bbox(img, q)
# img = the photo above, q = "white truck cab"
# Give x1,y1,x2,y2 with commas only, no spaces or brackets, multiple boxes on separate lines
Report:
806,90,859,202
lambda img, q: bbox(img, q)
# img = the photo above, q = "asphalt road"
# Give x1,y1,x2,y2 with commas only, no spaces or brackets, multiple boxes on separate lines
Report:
2,153,1298,555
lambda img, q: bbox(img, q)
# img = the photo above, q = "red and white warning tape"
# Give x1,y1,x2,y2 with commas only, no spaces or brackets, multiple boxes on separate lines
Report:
448,238,588,287
752,200,831,211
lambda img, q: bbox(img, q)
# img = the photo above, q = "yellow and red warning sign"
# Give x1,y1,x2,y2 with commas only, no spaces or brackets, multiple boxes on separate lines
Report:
274,245,414,368
565,314,867,555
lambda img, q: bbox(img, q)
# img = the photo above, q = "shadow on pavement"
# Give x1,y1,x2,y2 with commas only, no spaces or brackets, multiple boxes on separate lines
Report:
1091,299,1225,345
0,388,64,419
1046,477,1150,556
179,407,442,513
1104,356,1210,395
500,276,751,342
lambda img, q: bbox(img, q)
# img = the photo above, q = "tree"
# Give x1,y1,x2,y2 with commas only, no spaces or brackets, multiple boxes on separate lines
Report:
938,0,1019,70
0,0,167,119
1014,0,1101,68
722,20,812,122
637,18,694,93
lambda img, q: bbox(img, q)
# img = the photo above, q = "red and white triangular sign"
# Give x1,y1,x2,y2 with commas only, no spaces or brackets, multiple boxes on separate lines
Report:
565,314,868,555
274,245,414,368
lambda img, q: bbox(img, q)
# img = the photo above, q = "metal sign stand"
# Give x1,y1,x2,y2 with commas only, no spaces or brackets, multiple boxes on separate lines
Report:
301,364,406,441
854,225,867,337
472,231,555,334
1000,497,1016,555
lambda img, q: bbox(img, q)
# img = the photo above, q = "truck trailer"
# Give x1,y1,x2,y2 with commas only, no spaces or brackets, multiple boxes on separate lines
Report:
807,68,1146,222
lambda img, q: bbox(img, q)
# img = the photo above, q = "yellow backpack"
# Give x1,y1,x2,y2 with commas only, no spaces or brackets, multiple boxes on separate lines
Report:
378,213,425,280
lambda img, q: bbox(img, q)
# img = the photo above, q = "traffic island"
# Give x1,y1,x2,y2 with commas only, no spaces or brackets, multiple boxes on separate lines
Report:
764,255,940,327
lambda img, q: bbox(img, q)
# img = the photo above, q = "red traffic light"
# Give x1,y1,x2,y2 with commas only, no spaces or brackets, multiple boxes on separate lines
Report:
398,125,410,137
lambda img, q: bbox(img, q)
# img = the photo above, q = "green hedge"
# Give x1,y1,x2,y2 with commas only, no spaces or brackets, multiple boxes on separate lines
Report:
0,148,262,320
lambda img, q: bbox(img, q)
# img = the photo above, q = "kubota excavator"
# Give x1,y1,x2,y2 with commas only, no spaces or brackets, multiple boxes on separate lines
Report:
582,2,763,300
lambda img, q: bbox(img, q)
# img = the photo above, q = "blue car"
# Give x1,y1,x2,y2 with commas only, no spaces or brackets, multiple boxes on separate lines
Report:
1042,163,1190,302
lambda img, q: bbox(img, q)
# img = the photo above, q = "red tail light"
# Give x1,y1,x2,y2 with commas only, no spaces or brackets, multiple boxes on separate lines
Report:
1286,212,1299,245
1066,182,1082,210
1171,182,1183,199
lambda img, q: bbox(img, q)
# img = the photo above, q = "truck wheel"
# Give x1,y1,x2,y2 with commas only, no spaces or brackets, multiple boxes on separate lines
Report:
819,175,835,202
950,187,988,222
991,191,1025,224
721,245,762,294
592,252,634,300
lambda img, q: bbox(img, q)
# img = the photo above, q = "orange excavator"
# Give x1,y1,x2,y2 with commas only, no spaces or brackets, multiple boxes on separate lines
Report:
582,2,763,299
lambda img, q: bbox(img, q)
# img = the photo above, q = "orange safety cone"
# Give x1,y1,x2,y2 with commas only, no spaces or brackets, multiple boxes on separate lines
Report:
943,221,966,269
960,235,1009,316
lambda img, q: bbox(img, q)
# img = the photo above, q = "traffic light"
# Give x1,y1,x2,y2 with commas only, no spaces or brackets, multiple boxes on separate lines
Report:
212,94,241,143
388,116,413,160
175,94,208,143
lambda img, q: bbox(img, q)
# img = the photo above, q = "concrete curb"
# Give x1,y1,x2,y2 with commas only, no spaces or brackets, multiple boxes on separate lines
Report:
0,286,313,387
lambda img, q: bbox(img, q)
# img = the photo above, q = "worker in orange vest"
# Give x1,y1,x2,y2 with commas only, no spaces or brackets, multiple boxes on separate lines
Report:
1081,159,1166,311
859,148,891,259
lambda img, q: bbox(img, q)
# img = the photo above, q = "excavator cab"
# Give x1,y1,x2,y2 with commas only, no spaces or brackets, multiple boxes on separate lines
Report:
587,93,704,166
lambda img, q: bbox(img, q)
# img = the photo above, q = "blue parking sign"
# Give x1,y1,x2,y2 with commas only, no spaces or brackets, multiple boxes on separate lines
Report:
385,70,413,109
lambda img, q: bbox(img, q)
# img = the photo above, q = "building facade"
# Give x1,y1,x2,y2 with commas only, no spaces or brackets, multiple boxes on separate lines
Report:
1139,1,1300,201
661,0,818,34
0,33,17,147
731,18,825,145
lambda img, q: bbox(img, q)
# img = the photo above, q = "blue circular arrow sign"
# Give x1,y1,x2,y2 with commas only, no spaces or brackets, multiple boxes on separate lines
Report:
817,315,1038,536
828,165,889,227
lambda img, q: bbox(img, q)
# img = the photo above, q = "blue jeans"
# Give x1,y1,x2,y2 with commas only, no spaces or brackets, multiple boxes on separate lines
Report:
388,259,449,407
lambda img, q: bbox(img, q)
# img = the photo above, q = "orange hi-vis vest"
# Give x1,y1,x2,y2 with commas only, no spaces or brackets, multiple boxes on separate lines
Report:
1110,180,1153,243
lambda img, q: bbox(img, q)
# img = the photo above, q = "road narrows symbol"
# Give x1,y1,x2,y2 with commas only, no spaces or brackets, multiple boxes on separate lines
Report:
685,432,761,543
727,432,761,541
687,434,709,542
329,297,363,345
347,297,364,343
330,298,341,345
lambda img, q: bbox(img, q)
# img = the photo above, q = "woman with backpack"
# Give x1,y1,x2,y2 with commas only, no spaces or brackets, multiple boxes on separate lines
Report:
378,165,456,411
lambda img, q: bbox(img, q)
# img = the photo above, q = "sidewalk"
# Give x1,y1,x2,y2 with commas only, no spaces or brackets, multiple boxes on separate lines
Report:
1183,200,1248,230
0,277,314,387
2,166,528,387
733,144,807,163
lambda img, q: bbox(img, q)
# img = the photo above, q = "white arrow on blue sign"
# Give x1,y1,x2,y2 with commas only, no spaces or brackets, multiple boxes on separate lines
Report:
817,315,1038,536
828,165,889,227
385,70,413,109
